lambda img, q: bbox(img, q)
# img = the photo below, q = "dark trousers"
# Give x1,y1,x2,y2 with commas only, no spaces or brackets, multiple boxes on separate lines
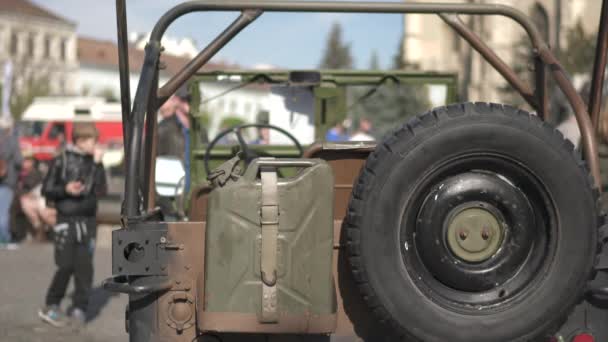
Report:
45,217,96,311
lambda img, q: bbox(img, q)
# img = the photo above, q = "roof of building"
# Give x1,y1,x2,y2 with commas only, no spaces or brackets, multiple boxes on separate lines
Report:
78,37,233,75
0,0,74,25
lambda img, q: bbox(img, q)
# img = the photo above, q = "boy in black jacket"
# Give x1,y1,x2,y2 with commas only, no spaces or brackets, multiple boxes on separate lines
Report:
38,123,107,329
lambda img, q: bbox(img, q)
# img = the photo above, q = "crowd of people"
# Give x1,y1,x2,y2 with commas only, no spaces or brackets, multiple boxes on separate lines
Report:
0,83,199,330
0,115,107,330
0,117,61,248
0,83,379,330
325,117,375,142
0,116,22,248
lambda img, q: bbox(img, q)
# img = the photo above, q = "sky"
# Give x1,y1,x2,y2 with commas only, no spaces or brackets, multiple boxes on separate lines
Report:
31,0,404,70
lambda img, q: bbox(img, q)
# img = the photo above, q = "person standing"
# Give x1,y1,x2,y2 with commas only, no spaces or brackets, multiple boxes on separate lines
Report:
0,116,22,248
349,117,375,142
17,153,54,242
157,87,191,161
156,87,194,219
174,88,194,194
38,122,107,329
325,122,348,141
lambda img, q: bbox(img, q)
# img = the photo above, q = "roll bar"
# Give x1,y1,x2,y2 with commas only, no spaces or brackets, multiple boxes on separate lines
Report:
116,0,607,223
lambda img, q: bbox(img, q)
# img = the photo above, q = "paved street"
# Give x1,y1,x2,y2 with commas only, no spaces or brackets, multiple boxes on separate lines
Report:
0,226,128,342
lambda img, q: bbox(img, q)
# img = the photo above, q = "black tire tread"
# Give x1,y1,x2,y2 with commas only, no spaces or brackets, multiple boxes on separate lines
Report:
345,102,602,341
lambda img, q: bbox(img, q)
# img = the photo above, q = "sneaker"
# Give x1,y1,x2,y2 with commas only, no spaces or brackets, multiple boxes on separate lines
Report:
70,308,86,331
38,305,68,328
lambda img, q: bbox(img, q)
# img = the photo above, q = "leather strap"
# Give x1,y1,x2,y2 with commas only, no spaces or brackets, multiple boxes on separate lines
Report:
260,166,279,323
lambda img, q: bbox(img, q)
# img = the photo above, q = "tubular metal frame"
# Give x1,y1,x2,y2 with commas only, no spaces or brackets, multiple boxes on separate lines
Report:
116,0,607,222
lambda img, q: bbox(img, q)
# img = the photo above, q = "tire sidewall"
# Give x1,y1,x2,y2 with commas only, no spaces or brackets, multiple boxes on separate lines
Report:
357,113,597,341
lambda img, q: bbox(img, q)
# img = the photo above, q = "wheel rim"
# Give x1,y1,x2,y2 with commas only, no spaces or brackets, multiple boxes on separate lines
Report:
400,153,557,309
445,204,505,263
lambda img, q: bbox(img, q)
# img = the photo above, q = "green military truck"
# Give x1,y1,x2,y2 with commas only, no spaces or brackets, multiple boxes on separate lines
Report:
104,1,608,341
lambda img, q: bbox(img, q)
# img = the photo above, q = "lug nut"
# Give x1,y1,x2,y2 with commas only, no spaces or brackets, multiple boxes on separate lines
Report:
458,229,468,240
481,227,490,240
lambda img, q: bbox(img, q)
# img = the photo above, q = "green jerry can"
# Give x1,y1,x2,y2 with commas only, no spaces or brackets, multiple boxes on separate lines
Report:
203,157,337,334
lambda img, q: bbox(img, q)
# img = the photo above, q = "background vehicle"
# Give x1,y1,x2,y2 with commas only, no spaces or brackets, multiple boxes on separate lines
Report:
19,96,124,169
104,1,608,341
18,96,126,223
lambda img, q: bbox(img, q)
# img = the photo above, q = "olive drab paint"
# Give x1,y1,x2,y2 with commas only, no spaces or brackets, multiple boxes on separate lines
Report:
108,0,608,340
203,158,336,333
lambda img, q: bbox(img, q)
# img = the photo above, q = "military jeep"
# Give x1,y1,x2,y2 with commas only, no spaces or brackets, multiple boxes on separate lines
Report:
105,1,608,341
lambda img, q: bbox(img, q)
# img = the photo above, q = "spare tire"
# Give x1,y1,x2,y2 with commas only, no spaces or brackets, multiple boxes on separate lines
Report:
346,103,601,342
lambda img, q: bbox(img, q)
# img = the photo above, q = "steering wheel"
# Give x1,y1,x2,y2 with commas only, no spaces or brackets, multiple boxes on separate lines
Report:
204,123,304,175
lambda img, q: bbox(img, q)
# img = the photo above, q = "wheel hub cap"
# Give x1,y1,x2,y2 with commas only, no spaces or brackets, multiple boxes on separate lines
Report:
446,207,504,262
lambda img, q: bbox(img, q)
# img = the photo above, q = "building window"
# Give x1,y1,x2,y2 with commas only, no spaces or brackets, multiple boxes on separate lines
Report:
10,32,18,56
44,36,51,58
60,39,67,61
28,34,35,57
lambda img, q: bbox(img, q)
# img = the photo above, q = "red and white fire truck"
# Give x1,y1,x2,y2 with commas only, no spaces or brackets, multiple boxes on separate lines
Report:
18,97,124,169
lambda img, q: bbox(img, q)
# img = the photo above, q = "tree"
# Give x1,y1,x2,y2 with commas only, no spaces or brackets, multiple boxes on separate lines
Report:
219,116,246,129
392,36,421,70
369,50,381,70
561,20,597,75
97,87,118,102
392,38,406,69
80,85,91,96
497,34,535,108
500,19,597,124
9,72,50,120
350,82,430,138
319,22,353,69
348,40,431,138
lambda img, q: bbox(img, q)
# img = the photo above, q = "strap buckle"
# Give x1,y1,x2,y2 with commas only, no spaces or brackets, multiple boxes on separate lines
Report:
259,167,279,323
261,205,279,225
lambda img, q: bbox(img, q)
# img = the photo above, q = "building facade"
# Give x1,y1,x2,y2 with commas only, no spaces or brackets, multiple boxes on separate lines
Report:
0,0,78,96
77,37,273,140
129,32,199,59
402,0,601,104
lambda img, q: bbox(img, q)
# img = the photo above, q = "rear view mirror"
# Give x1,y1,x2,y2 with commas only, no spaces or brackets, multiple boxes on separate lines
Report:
155,156,185,197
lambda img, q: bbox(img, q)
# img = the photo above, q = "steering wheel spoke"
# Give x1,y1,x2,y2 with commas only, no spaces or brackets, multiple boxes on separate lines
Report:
234,127,251,157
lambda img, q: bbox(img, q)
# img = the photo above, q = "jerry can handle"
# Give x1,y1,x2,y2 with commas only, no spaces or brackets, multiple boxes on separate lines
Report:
243,158,319,181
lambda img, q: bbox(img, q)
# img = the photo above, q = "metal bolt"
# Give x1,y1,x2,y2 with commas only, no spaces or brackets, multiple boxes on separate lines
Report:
160,236,167,243
481,227,490,240
458,229,468,240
